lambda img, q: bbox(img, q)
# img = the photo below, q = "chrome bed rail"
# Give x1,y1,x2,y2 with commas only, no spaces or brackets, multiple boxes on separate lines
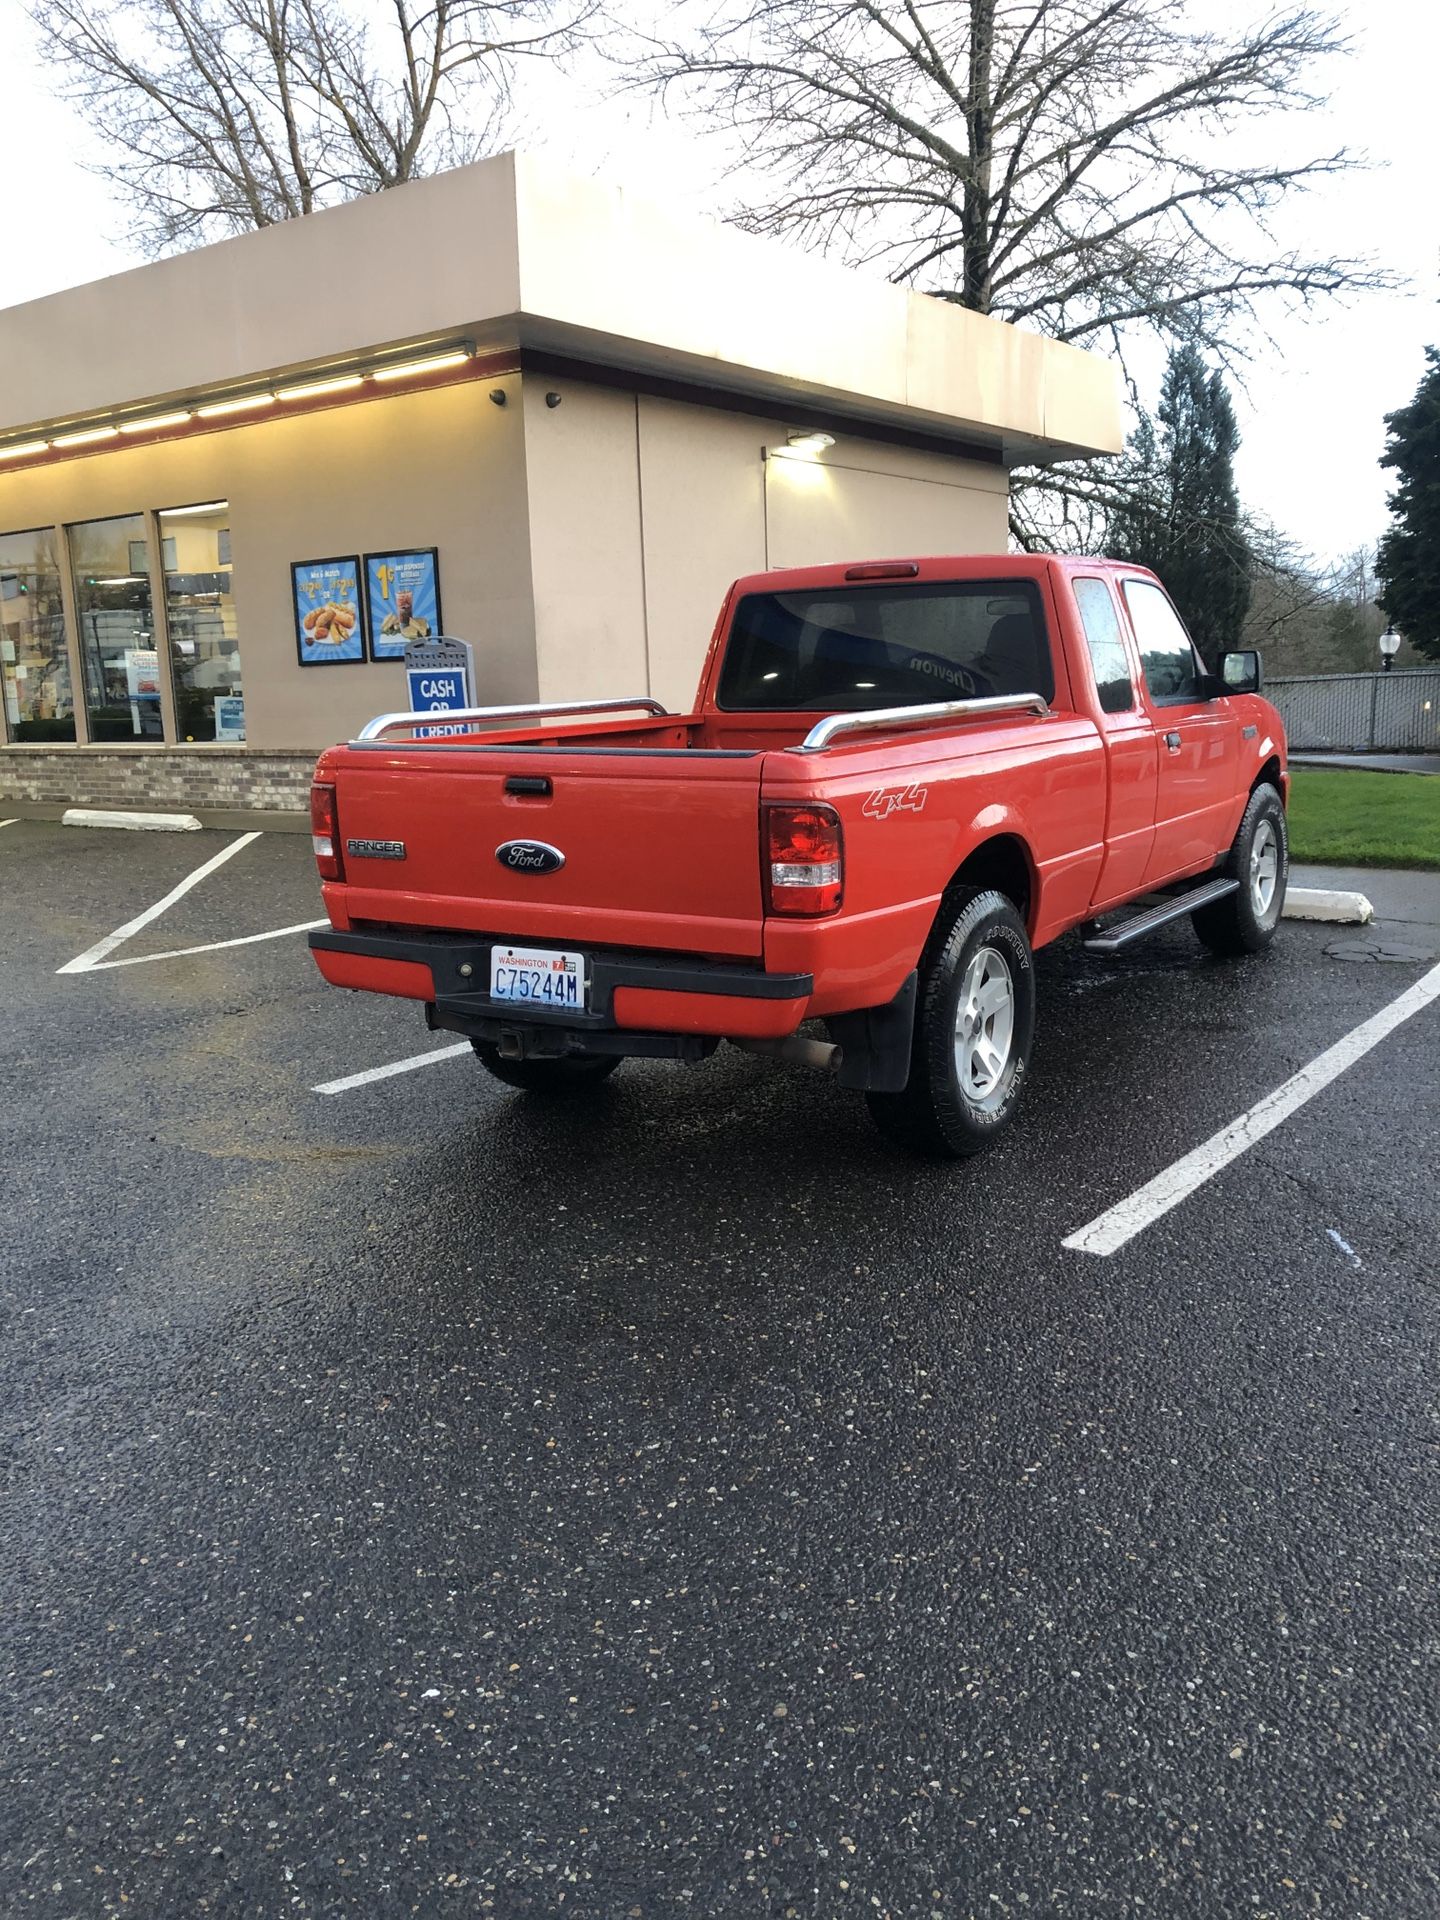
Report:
352,696,670,744
791,692,1050,752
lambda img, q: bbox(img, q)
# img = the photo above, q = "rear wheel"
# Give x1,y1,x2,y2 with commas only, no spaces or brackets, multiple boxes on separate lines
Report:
866,886,1035,1158
1192,784,1288,956
471,1042,621,1094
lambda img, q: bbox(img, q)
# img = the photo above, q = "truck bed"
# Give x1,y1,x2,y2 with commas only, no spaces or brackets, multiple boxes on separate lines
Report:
316,691,1061,965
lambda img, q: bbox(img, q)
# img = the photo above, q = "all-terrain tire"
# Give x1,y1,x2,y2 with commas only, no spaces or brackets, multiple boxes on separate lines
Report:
866,887,1036,1159
1191,783,1288,957
471,1042,621,1094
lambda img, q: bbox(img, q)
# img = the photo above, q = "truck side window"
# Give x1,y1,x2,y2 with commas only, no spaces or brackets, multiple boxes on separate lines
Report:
1122,579,1204,704
1072,577,1133,714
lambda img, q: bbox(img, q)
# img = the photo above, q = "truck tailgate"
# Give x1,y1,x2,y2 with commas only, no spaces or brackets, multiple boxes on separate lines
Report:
326,746,766,959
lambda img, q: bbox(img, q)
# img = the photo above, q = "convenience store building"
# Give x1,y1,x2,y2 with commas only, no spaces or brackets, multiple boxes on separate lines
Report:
0,151,1121,821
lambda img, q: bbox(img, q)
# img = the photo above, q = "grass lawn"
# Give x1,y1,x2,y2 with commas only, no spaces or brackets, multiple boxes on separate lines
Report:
1287,769,1440,870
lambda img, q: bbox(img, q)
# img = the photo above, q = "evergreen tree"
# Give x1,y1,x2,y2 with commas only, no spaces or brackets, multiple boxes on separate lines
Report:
1376,347,1440,664
1108,344,1252,667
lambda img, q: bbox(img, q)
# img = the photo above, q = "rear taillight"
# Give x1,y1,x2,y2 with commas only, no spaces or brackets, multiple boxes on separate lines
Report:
310,781,344,881
765,803,843,916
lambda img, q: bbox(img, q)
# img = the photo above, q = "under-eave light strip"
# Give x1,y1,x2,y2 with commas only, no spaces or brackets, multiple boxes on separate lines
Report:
275,373,365,402
53,425,120,448
0,341,477,465
372,350,471,382
196,394,277,419
119,410,193,434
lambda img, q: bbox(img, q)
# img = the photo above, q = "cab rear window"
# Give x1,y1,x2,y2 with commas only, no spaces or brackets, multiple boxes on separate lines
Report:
717,580,1055,711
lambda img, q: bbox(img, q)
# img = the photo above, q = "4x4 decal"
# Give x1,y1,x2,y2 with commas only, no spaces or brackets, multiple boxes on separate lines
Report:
863,782,929,820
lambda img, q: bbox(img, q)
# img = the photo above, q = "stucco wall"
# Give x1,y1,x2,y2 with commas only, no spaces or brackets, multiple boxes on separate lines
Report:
762,443,1008,571
521,380,651,706
636,398,771,713
524,378,1011,715
510,152,1119,460
0,159,523,430
0,373,538,752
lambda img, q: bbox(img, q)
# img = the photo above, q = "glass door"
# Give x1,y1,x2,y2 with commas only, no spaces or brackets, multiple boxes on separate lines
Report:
160,502,243,741
1,526,74,742
68,514,163,742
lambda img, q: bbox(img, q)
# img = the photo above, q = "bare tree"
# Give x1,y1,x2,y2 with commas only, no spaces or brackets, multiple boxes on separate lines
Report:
631,0,1385,369
30,0,591,255
1004,444,1383,673
1228,530,1408,676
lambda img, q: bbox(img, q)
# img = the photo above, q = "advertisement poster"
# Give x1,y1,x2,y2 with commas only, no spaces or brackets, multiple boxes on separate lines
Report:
123,647,160,699
365,548,441,660
292,556,363,665
213,694,246,741
123,646,163,737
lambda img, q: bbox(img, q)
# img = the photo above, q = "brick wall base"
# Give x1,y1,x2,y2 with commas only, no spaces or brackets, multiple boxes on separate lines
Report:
0,746,314,814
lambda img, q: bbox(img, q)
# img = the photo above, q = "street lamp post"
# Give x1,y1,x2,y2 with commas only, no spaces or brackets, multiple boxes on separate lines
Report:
1379,625,1402,674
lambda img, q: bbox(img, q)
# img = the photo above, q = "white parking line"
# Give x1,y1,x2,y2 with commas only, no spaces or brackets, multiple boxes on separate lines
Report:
1064,957,1440,1257
57,831,261,974
313,1042,473,1096
87,919,329,971
0,818,18,829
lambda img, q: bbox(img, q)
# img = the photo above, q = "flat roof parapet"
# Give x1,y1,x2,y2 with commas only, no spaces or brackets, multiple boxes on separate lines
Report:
0,151,1121,465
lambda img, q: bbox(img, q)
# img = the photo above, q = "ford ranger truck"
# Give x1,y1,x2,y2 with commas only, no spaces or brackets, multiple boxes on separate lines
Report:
308,555,1288,1157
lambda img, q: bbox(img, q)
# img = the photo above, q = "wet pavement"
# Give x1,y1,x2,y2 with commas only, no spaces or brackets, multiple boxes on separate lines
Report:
2,820,1437,1919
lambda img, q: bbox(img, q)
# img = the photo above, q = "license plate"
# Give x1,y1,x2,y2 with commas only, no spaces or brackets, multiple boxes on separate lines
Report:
488,944,586,1011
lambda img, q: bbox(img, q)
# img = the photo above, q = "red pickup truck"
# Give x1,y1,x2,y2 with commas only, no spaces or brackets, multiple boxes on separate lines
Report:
309,554,1288,1156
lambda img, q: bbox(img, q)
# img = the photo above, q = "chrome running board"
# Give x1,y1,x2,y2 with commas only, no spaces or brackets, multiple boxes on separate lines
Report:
1082,877,1239,954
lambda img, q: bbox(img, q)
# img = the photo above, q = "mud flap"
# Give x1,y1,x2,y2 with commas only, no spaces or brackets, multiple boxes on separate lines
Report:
827,972,917,1093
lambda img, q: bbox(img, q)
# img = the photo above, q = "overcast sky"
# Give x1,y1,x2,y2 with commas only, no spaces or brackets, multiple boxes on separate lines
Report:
0,0,1434,568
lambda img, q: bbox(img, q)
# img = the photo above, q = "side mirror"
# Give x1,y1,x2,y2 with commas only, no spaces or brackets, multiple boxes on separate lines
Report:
1218,649,1262,695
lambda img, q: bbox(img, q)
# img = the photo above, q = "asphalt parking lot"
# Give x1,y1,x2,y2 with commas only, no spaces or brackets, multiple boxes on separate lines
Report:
2,817,1437,1920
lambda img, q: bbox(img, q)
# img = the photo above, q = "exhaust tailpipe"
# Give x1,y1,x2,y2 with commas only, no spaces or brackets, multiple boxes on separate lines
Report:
729,1035,843,1075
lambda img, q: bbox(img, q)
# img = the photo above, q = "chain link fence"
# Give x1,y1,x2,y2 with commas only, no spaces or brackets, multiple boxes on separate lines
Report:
1266,670,1440,752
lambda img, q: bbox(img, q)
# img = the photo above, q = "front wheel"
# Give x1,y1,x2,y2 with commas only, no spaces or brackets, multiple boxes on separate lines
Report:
471,1042,621,1095
866,887,1036,1159
1192,783,1288,956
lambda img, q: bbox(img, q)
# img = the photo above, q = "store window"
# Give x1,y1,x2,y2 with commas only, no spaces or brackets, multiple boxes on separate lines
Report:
1,527,74,742
160,502,243,741
69,513,162,742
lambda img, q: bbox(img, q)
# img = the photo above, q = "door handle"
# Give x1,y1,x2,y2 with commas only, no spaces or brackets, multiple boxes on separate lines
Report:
1164,730,1182,752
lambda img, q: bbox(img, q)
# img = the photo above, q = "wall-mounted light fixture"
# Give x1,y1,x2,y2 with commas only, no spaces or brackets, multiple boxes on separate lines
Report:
786,430,836,454
158,499,227,518
0,439,49,461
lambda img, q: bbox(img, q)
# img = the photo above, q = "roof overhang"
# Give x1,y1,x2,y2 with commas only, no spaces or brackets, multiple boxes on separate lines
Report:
0,151,1122,469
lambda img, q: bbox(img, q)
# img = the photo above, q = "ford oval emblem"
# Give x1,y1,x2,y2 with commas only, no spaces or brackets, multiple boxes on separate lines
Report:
496,839,566,875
